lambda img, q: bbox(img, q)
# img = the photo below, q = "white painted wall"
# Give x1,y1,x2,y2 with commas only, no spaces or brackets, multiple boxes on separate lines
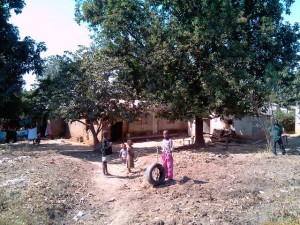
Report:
295,104,300,134
210,116,269,140
188,119,210,136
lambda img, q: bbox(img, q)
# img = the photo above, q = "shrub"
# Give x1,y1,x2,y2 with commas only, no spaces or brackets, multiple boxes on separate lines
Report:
275,109,295,133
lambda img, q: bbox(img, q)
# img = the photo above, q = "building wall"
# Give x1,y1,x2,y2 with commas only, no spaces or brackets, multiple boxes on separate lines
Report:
210,116,270,140
68,120,87,142
157,118,187,134
127,113,187,136
45,119,66,138
296,104,300,134
66,115,188,143
127,114,154,136
188,119,210,137
55,114,275,142
68,120,103,144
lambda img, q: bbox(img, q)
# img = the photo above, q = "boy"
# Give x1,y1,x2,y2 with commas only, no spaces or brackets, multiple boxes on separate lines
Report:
101,130,113,175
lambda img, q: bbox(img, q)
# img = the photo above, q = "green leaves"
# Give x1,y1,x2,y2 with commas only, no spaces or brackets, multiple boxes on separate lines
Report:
0,0,46,124
76,0,299,119
36,47,150,142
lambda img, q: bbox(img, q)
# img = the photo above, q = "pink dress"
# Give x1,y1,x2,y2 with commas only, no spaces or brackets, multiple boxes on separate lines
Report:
161,138,173,179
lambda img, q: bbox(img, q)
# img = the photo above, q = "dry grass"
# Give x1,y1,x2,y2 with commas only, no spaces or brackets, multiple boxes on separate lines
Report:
1,138,300,225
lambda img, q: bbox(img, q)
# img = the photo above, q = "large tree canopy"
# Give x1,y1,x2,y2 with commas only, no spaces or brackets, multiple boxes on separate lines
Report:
0,0,46,127
76,0,300,145
36,47,149,150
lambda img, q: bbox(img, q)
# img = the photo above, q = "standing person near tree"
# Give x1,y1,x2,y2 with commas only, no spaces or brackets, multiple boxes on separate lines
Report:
268,119,286,156
101,130,113,175
161,130,174,181
126,139,135,173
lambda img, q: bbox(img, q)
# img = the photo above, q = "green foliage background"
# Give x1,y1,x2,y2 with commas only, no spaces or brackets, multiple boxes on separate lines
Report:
275,109,295,133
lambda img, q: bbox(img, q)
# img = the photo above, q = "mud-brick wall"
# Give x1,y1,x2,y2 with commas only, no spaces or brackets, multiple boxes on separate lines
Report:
46,119,66,138
67,120,102,145
127,114,154,136
127,113,188,137
68,120,86,141
157,119,188,134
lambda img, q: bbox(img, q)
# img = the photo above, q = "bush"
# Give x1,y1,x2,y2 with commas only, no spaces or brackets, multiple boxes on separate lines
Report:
275,110,295,133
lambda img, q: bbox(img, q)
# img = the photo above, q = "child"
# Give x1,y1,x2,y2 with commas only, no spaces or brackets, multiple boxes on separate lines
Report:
126,139,135,173
161,130,174,181
101,130,113,176
119,143,127,164
33,132,41,145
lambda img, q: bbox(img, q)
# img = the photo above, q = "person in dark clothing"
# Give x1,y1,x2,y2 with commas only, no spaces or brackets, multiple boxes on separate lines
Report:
33,132,41,145
268,119,286,155
101,130,113,175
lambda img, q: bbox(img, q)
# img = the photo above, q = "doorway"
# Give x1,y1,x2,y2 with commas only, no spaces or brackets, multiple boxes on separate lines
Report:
110,122,123,142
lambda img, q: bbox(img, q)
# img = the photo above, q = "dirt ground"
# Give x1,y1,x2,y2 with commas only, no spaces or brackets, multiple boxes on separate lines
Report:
0,135,300,225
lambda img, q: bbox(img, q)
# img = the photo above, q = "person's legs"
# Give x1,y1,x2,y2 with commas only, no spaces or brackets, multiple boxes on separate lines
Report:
102,161,107,175
272,140,277,155
162,153,168,178
105,155,111,175
166,155,173,180
278,138,286,155
105,165,111,175
126,156,131,173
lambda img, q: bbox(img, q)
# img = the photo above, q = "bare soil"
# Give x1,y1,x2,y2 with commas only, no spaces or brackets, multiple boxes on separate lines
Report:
0,136,300,225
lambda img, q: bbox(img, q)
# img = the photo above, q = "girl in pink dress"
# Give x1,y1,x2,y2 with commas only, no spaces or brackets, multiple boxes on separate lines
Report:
161,130,174,180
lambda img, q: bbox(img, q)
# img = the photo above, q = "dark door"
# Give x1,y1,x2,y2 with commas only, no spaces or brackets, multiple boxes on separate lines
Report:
110,122,123,141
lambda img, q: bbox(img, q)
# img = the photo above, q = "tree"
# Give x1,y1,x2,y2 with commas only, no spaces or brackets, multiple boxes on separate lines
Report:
20,89,46,127
36,47,149,150
76,0,300,145
0,0,46,128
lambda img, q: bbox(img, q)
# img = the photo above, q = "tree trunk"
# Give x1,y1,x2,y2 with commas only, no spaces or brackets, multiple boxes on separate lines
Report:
89,120,101,152
195,116,206,147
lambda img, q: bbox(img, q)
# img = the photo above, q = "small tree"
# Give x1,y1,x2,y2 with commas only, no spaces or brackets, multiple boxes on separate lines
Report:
275,109,295,133
36,47,149,151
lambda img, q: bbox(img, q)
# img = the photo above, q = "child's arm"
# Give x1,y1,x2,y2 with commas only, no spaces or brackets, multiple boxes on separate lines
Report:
170,139,174,152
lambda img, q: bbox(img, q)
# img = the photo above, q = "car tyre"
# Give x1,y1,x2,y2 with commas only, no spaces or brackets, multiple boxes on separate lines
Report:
145,163,166,186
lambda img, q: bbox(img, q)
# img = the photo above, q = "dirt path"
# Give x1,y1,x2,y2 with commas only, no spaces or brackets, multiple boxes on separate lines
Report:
1,136,300,225
86,136,300,225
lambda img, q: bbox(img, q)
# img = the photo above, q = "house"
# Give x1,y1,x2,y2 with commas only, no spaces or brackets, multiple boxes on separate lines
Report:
45,103,298,143
187,115,271,141
66,113,187,145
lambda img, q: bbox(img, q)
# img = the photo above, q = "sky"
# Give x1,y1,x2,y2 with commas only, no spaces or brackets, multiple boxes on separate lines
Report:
9,0,92,90
9,0,300,91
283,0,300,24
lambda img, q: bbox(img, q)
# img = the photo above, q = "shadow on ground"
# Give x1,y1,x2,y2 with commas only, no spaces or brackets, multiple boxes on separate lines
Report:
1,135,299,163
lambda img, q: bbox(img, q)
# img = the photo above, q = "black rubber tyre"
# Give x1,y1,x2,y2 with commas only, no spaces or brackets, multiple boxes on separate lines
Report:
145,163,166,186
